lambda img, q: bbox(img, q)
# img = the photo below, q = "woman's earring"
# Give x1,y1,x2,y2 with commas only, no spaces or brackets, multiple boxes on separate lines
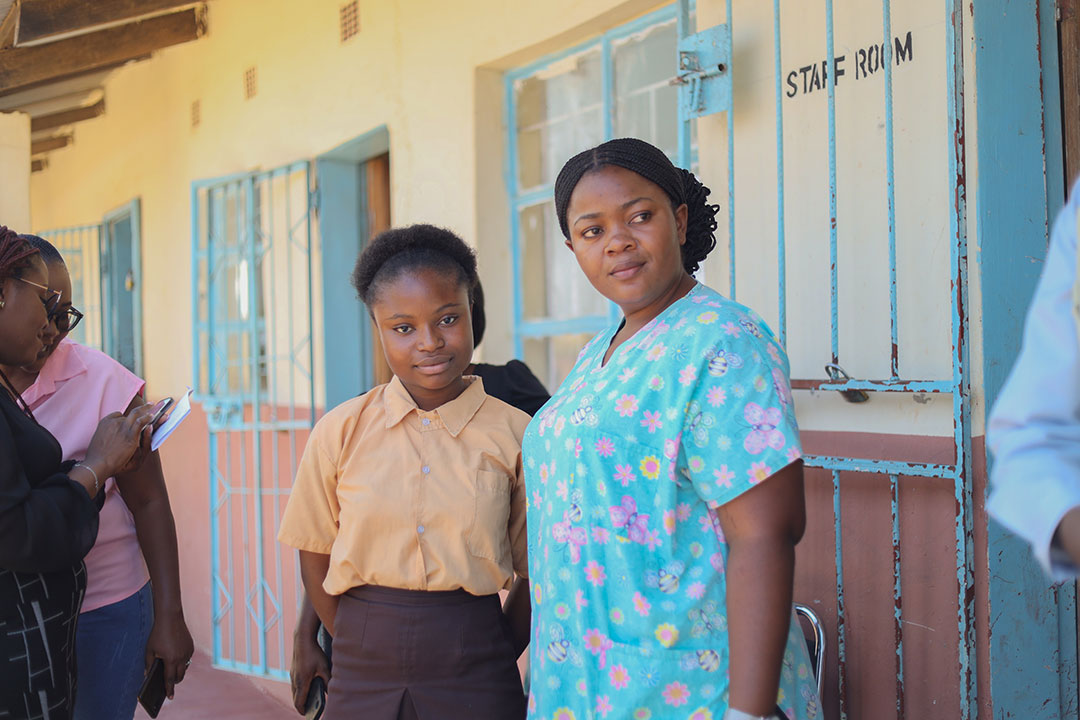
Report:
0,299,5,308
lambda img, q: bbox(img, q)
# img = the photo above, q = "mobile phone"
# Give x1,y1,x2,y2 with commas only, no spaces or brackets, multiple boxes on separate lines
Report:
137,657,166,718
147,397,174,429
305,676,326,720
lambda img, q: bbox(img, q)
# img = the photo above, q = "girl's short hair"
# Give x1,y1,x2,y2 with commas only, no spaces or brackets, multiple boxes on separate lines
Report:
350,224,479,307
554,137,720,275
19,234,63,265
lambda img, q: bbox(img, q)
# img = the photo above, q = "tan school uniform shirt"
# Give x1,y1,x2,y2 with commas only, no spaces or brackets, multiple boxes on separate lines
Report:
278,375,530,596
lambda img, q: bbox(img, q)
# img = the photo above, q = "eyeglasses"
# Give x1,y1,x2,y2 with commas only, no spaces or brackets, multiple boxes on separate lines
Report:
50,306,84,333
18,277,62,315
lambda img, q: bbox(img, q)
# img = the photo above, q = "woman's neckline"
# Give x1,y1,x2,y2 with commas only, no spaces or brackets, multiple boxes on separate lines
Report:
598,281,701,369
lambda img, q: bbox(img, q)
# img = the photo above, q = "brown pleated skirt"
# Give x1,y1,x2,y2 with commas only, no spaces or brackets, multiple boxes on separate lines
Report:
326,585,527,720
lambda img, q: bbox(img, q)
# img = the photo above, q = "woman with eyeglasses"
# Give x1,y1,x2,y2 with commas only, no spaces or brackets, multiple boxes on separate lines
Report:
0,226,156,720
0,234,194,720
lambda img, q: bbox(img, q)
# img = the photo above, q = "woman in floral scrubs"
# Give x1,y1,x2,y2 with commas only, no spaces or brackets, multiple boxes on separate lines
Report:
523,139,819,720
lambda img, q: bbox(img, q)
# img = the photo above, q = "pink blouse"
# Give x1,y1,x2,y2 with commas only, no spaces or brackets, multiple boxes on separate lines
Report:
22,339,149,612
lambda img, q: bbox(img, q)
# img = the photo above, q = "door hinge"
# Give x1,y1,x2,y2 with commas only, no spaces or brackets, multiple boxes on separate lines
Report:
671,24,732,119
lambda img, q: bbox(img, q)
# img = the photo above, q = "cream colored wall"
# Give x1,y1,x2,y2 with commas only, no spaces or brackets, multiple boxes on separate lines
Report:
0,111,30,230
30,0,668,397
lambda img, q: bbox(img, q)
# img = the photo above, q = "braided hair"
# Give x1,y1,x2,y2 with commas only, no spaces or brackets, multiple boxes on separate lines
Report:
351,224,479,308
0,225,40,282
554,138,719,275
0,226,43,418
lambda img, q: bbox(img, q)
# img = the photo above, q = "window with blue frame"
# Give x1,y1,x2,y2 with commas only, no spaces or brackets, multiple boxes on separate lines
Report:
506,5,684,389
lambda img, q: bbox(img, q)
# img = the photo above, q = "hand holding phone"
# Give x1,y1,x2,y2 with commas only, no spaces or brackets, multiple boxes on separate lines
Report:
147,397,174,430
138,657,167,718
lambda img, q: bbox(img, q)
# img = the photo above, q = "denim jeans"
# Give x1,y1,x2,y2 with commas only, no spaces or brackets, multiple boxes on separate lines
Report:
73,582,154,720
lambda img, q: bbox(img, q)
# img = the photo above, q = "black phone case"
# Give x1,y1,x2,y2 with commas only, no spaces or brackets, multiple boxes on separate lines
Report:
305,676,327,720
137,657,166,718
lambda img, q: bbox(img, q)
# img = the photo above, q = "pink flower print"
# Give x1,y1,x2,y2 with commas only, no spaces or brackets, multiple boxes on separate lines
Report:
710,552,725,573
639,455,661,480
609,665,630,690
714,465,735,489
575,589,588,610
687,709,714,720
699,515,713,533
595,437,615,457
722,321,741,337
654,623,680,648
585,560,607,587
552,512,587,563
613,464,635,487
551,709,573,720
619,367,637,383
663,509,677,535
687,581,706,599
786,445,803,463
632,591,651,616
596,695,613,717
615,394,639,417
610,495,651,544
644,529,662,551
539,463,550,485
583,628,613,668
646,343,667,361
531,490,543,508
679,365,698,386
554,415,566,437
749,461,773,484
556,479,568,501
574,438,582,458
743,402,786,454
662,681,691,706
677,502,692,521
660,433,678,462
632,710,652,720
648,375,665,391
697,310,719,324
640,410,663,434
706,386,727,407
592,526,611,544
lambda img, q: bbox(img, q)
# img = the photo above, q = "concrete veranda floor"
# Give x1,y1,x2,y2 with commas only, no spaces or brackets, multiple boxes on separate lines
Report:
134,650,295,720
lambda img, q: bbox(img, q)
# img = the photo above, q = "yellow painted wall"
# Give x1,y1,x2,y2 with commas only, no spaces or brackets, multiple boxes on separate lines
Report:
29,0,668,400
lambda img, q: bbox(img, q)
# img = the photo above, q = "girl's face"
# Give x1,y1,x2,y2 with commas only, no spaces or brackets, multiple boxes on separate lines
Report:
370,268,473,411
24,261,72,373
565,165,689,319
0,256,53,368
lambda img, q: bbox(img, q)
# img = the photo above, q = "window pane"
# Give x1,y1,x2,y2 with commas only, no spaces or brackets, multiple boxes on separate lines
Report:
612,19,679,159
525,332,595,391
514,48,603,191
520,201,607,321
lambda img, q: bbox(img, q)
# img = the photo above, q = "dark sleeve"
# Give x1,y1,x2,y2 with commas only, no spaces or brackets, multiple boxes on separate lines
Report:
501,360,552,417
0,412,99,574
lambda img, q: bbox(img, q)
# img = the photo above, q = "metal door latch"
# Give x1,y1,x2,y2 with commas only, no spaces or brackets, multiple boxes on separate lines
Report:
671,24,732,118
825,363,869,403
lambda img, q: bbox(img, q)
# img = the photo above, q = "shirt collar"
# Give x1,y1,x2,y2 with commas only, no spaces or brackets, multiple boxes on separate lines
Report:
383,375,486,437
21,339,88,406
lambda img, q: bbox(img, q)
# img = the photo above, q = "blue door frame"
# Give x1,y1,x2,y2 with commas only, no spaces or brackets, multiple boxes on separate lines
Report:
101,199,143,376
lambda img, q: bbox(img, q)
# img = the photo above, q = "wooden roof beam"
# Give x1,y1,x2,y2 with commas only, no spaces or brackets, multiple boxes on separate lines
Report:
18,0,198,45
30,132,70,154
30,97,104,132
0,6,205,95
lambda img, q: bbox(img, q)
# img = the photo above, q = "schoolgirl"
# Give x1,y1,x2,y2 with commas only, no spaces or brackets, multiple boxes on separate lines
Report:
279,224,530,720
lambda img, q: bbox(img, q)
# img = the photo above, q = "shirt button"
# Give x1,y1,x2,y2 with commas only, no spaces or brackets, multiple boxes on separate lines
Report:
417,525,425,534
422,466,430,474
421,418,430,426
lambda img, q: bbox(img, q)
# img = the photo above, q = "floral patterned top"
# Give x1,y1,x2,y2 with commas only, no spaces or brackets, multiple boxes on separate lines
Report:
523,283,820,720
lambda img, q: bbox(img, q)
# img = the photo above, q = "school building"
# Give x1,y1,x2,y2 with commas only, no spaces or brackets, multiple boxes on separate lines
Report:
0,0,1075,717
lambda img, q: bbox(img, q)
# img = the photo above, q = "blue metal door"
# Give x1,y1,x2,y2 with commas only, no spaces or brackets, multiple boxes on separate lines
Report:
677,2,973,718
37,223,104,351
192,162,317,679
102,200,143,375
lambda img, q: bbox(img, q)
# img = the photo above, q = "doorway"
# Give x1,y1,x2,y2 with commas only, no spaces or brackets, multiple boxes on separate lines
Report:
101,199,142,375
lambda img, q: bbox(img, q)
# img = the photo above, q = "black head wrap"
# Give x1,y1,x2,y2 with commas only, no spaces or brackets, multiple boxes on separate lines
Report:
554,137,719,275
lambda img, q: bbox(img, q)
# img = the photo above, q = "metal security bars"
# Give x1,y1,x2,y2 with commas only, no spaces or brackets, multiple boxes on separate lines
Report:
677,1,973,718
37,223,104,351
192,161,318,679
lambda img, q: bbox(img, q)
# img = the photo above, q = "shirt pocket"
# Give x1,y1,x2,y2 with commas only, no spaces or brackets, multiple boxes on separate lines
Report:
465,469,511,562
